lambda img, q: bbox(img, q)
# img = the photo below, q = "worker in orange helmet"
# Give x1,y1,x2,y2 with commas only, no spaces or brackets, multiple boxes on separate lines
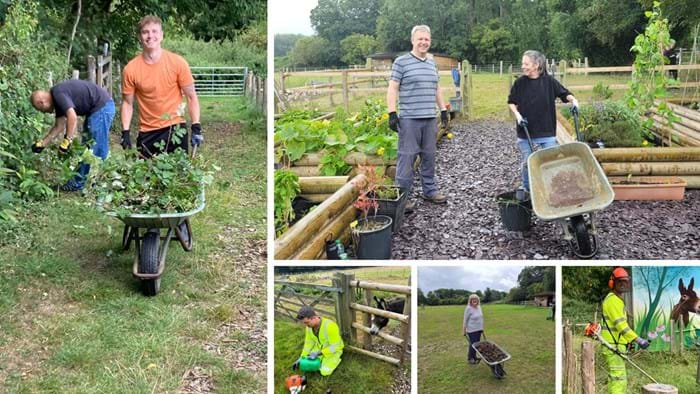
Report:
601,267,649,394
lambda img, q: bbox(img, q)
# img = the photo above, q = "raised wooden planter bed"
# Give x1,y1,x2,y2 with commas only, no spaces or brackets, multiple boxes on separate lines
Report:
609,176,687,201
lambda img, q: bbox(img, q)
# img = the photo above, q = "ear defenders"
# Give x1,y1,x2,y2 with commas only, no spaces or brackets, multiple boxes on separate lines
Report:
609,267,630,289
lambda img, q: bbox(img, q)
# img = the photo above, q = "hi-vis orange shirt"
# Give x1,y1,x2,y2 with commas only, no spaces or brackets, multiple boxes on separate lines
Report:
122,50,194,131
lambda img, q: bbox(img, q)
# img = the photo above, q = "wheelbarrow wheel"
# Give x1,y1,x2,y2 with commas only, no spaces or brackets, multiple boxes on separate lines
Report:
492,363,506,379
177,220,193,252
568,215,596,259
122,225,132,251
139,231,161,296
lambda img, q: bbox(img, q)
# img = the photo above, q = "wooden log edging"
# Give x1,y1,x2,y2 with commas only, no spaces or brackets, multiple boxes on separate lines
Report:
299,176,349,194
274,174,366,259
592,147,700,162
601,162,700,176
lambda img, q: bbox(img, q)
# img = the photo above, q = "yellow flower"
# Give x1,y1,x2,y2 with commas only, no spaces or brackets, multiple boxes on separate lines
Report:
322,119,331,126
642,140,649,146
381,113,389,121
447,132,454,140
377,147,385,156
350,220,358,229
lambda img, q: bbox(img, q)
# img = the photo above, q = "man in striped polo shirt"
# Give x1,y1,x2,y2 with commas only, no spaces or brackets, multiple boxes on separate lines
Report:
387,25,449,208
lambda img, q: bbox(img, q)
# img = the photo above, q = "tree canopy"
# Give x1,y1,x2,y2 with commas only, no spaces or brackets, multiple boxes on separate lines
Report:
283,0,700,67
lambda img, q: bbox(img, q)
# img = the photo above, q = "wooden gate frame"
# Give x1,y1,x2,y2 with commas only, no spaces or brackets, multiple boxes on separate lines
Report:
273,272,412,367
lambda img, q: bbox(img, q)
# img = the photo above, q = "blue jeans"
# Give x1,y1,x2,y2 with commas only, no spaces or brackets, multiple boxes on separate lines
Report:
467,330,483,361
66,100,115,190
517,136,558,190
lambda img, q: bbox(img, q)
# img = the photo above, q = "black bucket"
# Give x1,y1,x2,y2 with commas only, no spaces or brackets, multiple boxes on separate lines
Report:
353,215,393,259
496,191,531,231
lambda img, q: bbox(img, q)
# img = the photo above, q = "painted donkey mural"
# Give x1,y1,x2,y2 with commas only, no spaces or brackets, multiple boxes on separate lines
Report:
671,277,700,326
370,296,405,335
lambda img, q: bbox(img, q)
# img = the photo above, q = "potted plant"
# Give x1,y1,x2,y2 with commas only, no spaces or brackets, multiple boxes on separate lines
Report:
357,165,407,232
351,168,393,259
609,175,687,201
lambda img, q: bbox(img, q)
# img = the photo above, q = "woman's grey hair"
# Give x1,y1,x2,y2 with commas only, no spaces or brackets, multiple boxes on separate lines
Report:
523,50,547,75
468,293,480,304
411,25,431,39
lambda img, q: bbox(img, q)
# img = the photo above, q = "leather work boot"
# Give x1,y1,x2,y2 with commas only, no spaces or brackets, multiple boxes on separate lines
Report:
422,192,447,204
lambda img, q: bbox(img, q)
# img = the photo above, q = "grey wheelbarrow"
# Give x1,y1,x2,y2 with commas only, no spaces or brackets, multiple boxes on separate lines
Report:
471,334,511,379
113,192,205,296
523,108,614,258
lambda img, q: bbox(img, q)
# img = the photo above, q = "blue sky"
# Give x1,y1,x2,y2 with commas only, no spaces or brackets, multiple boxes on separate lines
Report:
270,0,318,35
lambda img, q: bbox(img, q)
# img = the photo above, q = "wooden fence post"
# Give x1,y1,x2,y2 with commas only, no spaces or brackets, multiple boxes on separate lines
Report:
342,70,349,112
584,57,589,75
72,70,79,79
334,272,355,344
329,76,334,107
564,320,575,394
670,319,675,352
97,55,104,89
399,275,411,365
680,319,685,355
559,60,567,84
581,340,595,394
87,55,96,84
363,288,373,349
499,60,503,76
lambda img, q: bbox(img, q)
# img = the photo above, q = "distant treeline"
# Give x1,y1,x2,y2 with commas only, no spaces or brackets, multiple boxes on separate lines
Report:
276,0,700,68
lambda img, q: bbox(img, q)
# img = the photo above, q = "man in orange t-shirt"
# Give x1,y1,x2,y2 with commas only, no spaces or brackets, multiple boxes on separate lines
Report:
120,15,202,158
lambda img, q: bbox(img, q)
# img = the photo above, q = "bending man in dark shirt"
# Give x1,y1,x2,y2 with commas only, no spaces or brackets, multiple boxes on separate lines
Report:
30,79,115,191
507,50,578,191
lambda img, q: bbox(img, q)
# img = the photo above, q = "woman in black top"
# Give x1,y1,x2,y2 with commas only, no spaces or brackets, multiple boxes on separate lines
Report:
507,50,579,191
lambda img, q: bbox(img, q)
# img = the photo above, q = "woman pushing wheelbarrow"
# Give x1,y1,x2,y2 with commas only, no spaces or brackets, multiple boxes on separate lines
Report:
463,293,509,379
503,50,614,258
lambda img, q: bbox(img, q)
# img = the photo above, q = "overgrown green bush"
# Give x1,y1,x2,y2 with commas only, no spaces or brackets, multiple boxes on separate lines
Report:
0,0,72,209
563,101,645,147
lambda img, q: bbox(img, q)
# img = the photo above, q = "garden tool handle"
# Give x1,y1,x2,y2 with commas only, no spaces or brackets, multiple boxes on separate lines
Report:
571,106,584,142
191,145,197,159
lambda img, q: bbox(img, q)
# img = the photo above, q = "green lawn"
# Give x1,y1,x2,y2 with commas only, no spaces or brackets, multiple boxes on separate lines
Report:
419,304,555,394
0,96,267,392
274,267,410,393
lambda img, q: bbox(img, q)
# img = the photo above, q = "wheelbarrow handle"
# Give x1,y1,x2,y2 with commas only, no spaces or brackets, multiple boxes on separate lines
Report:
519,118,536,153
571,106,584,142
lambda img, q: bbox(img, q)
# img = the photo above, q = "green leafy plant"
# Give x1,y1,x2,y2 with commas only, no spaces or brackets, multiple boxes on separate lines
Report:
563,101,645,147
625,1,680,133
87,149,215,217
591,82,613,101
274,169,300,236
274,100,398,176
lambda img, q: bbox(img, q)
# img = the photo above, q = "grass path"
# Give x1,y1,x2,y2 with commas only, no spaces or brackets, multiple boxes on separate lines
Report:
419,304,554,394
0,97,267,393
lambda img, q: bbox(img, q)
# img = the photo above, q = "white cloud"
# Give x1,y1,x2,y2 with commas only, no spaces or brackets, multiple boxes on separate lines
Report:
418,265,524,293
270,0,318,35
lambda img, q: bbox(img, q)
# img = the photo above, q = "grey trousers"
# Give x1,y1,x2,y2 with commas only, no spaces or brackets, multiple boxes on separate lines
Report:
395,117,438,197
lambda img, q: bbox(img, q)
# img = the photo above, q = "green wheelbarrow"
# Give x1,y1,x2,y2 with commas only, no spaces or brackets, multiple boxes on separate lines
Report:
110,192,205,296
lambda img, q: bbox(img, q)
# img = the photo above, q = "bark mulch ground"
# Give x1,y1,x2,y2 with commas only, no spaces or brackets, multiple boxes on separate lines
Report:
392,120,700,260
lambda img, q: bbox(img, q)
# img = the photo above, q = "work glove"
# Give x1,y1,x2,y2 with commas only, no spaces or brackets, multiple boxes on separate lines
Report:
121,130,132,149
191,123,203,147
635,337,650,350
58,138,71,154
571,98,579,110
292,358,301,370
31,140,45,154
388,112,399,132
440,109,449,128
514,111,524,126
308,351,321,360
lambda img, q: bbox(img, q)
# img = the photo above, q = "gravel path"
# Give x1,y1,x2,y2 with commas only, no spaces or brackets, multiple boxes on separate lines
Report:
392,120,700,260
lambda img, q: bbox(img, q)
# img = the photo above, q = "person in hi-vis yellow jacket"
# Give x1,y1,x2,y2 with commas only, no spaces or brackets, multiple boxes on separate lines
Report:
292,306,344,376
601,267,649,394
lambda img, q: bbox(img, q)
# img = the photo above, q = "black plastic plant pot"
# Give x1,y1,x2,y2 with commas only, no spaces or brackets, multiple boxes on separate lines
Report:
496,191,532,232
374,187,408,232
353,215,393,259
